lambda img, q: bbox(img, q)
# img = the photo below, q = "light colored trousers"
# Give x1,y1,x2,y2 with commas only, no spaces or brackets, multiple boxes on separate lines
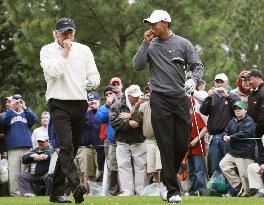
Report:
247,163,264,189
116,141,147,195
48,151,58,175
8,148,30,194
220,153,254,195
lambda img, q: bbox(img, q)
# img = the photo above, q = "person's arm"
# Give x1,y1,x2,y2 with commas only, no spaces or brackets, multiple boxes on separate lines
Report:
22,150,36,164
225,93,241,111
84,112,95,129
132,42,150,71
130,98,145,123
185,40,204,83
96,105,109,124
199,96,212,116
40,45,66,79
85,47,100,90
190,127,208,147
109,104,129,130
24,108,38,128
223,119,233,141
41,148,52,161
255,92,264,137
1,109,13,127
132,29,154,70
229,117,256,141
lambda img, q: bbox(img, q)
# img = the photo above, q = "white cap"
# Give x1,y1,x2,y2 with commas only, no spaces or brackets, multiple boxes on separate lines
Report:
126,85,144,97
143,10,171,24
215,73,228,82
5,96,13,100
37,135,48,142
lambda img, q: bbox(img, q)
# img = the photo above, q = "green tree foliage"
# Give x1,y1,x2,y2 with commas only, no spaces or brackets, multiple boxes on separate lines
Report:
1,0,264,113
223,0,264,70
0,0,32,102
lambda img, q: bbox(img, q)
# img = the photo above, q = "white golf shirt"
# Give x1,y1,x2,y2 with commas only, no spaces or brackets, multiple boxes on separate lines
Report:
40,41,100,101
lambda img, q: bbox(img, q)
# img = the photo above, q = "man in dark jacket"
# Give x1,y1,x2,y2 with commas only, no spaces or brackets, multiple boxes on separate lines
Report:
109,85,146,196
246,69,264,197
17,136,52,197
74,92,104,194
200,73,240,177
220,101,256,197
96,86,120,196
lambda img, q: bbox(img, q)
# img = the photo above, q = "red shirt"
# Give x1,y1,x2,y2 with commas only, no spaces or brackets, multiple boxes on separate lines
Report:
190,112,206,155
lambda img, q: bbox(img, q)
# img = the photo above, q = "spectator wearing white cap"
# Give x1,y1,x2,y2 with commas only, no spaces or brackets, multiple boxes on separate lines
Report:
31,111,50,149
17,135,52,197
130,83,162,185
200,73,240,179
132,9,204,203
110,85,147,196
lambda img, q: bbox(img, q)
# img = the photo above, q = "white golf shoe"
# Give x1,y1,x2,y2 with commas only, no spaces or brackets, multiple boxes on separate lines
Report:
159,184,168,201
168,195,182,203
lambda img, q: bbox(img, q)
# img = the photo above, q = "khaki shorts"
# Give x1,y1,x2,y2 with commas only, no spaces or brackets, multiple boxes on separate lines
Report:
106,144,118,171
74,146,97,177
146,140,162,173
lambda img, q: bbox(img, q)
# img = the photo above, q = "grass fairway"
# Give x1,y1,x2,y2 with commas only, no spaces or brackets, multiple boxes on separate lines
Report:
0,196,264,205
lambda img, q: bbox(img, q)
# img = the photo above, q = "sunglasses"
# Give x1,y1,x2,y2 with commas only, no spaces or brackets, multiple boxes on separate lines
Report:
37,140,45,143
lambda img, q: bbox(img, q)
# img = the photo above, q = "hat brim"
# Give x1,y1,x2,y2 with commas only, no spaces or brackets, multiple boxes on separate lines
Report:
57,26,76,33
37,138,48,142
5,96,13,100
215,78,225,82
129,91,144,98
88,99,99,103
143,18,171,24
143,18,158,24
111,80,121,84
233,105,246,110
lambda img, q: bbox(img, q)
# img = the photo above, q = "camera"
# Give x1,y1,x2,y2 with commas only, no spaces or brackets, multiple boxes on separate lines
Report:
36,151,45,155
214,88,222,94
143,95,150,101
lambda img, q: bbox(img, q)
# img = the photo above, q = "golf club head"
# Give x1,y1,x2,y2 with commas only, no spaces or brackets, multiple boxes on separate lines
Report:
172,57,185,66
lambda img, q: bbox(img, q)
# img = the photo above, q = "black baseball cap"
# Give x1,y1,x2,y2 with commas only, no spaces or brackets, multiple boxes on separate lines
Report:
55,18,76,33
12,94,23,100
104,86,117,95
246,69,263,80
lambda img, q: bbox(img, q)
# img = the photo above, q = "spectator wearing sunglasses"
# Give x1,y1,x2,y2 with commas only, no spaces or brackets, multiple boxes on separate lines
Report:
17,135,52,197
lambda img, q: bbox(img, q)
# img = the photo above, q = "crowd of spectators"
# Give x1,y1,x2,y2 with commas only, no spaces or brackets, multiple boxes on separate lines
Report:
0,69,264,199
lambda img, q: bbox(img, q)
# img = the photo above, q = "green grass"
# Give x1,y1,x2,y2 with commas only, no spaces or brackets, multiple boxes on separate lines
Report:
0,196,264,205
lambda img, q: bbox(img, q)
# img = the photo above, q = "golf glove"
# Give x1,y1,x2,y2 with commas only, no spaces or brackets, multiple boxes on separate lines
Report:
184,79,195,95
84,79,96,90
